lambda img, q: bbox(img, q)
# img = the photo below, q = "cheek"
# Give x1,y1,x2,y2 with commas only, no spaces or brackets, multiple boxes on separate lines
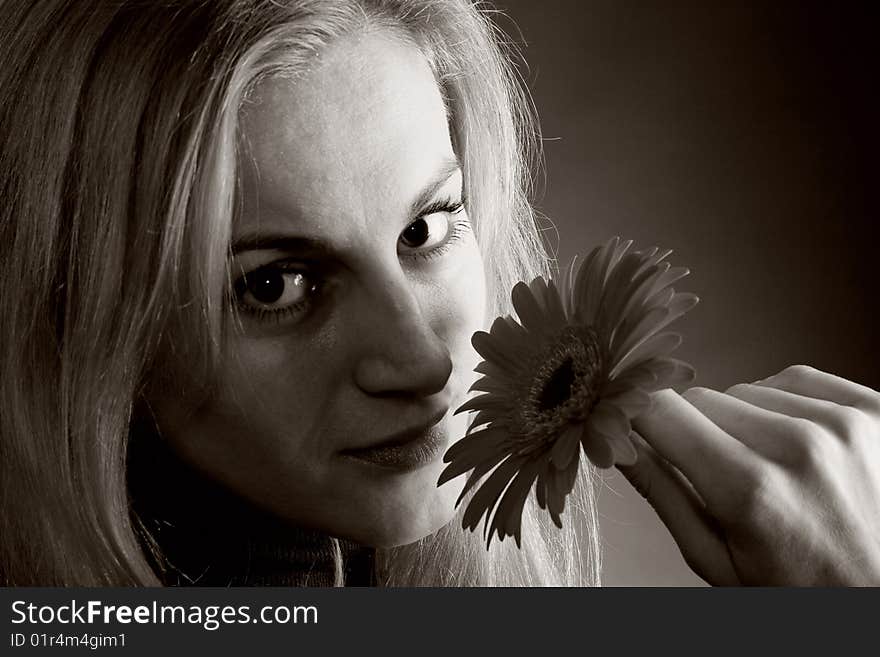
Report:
153,332,334,480
208,334,334,446
434,238,487,388
144,335,345,530
448,231,487,321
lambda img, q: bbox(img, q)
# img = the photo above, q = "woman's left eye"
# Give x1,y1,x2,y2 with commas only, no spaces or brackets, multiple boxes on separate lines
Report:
398,200,467,258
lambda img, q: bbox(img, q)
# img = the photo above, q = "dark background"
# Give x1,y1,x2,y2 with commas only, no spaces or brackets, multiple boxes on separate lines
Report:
495,0,878,585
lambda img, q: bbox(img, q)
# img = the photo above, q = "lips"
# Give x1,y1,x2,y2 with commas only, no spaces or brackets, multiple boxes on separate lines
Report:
341,406,449,454
340,408,449,470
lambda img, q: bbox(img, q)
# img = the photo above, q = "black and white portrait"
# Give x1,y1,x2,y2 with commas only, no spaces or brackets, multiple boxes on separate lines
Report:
0,0,877,588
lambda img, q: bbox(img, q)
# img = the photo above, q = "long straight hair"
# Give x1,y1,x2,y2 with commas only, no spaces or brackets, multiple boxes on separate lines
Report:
0,0,601,586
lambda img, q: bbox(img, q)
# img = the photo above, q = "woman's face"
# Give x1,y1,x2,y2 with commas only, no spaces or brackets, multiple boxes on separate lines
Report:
152,31,486,547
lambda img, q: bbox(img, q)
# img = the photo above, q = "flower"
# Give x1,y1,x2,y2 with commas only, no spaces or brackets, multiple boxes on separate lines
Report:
437,236,698,548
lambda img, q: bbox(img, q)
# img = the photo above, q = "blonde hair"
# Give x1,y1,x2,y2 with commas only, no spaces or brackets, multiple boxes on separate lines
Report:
0,0,600,586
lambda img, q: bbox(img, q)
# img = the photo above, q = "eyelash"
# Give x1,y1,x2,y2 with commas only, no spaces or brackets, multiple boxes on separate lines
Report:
404,196,470,261
232,196,470,324
232,262,316,324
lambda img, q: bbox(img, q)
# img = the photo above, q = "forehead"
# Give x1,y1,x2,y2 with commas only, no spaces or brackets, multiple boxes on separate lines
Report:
236,30,454,229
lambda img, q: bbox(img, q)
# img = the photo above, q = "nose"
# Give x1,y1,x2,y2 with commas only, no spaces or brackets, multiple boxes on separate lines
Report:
352,271,453,400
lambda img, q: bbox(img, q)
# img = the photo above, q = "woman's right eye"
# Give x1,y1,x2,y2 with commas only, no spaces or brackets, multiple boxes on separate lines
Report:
233,265,317,322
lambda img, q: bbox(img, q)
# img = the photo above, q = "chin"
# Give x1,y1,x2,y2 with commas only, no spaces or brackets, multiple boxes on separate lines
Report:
347,464,465,548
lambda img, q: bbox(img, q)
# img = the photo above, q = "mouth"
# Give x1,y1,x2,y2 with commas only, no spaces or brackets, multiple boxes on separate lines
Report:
339,408,449,471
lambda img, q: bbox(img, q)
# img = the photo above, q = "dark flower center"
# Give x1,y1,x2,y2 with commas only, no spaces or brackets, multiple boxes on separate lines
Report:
514,325,605,446
537,357,576,411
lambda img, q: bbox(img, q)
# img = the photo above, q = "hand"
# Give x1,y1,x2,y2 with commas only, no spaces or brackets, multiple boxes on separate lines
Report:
619,365,880,586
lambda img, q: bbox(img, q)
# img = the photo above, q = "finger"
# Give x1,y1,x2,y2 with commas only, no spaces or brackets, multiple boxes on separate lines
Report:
725,382,871,445
632,388,761,515
755,365,880,416
618,432,740,586
682,387,802,462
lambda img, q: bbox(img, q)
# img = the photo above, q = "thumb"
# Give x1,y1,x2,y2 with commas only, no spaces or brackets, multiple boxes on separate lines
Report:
617,431,740,586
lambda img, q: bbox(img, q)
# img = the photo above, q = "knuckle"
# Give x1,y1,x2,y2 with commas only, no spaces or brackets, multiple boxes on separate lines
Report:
830,406,876,445
790,439,826,473
861,395,880,420
733,464,778,524
781,416,821,441
682,386,709,399
647,388,679,421
782,418,829,471
682,386,714,407
780,417,825,472
781,364,816,380
725,382,751,397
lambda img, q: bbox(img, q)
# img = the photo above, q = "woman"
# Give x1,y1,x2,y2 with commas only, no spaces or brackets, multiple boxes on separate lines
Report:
0,0,877,586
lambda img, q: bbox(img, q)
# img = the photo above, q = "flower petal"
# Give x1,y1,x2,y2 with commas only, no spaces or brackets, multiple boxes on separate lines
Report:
487,315,532,356
650,286,676,310
596,251,646,335
461,454,528,532
610,331,682,378
442,424,510,464
604,429,638,466
487,457,543,547
602,374,650,398
469,409,508,431
579,422,615,469
468,375,518,395
543,279,569,332
443,431,522,501
640,247,674,269
543,464,566,528
645,266,690,302
611,305,670,364
560,256,580,319
603,363,659,393
498,315,531,347
511,281,550,336
545,430,586,524
553,452,580,500
528,277,549,312
587,400,632,443
666,291,700,318
535,466,548,510
609,237,634,271
438,453,483,488
571,245,602,319
474,360,514,380
472,331,525,374
550,422,582,471
454,445,513,504
574,237,619,326
454,393,511,416
579,237,620,325
614,262,668,327
633,246,659,264
621,291,697,345
602,387,652,418
614,292,698,363
644,357,697,386
654,292,700,335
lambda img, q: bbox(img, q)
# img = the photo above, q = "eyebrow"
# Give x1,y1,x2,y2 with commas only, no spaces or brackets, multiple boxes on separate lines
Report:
406,157,462,219
231,157,463,256
231,234,332,257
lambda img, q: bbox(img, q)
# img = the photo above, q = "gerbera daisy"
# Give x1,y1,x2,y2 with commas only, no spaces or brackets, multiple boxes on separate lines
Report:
437,236,698,548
